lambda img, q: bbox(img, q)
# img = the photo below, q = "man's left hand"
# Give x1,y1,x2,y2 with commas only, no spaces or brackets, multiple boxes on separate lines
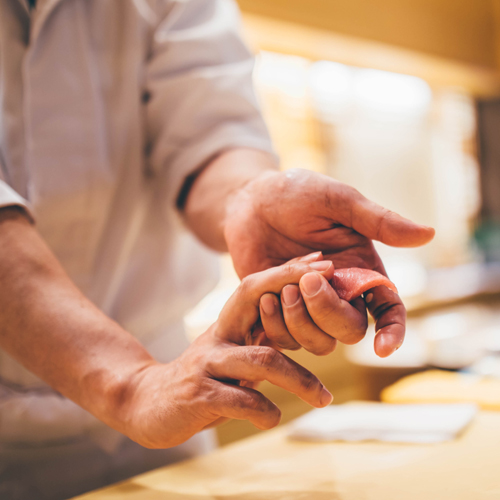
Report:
223,167,435,358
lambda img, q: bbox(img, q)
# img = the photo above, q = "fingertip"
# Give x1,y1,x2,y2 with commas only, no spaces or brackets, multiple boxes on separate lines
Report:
304,251,323,262
255,409,282,430
308,260,334,281
422,225,436,242
282,284,301,307
287,252,323,265
319,387,334,407
410,224,436,246
374,329,404,358
260,293,278,316
299,272,338,304
299,272,324,297
388,221,436,248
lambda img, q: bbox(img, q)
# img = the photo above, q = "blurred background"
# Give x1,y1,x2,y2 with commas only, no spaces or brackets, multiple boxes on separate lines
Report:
186,0,500,445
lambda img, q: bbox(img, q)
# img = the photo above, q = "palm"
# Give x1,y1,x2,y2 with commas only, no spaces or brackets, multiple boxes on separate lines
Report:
226,169,385,279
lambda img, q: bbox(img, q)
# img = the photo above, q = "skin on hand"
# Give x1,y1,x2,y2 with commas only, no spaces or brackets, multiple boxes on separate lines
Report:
0,209,332,450
119,258,335,449
222,167,434,358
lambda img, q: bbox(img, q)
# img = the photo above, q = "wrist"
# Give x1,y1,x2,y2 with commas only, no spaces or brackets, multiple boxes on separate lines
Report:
222,169,281,259
100,358,160,438
183,148,279,252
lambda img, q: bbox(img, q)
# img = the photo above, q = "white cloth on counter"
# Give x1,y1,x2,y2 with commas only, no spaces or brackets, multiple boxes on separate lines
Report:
288,402,478,444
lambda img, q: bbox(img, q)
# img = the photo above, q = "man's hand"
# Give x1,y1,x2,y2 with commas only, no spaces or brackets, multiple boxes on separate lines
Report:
183,150,434,357
221,167,435,358
117,260,334,449
0,207,332,449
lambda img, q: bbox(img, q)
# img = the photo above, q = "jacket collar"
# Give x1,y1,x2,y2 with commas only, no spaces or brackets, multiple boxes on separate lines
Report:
30,0,67,44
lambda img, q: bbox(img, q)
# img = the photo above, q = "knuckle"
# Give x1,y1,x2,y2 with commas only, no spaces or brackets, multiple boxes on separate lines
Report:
352,325,369,344
242,393,266,413
278,340,301,351
377,208,395,240
252,346,280,369
204,350,222,374
264,328,300,350
238,275,255,295
309,301,335,324
300,370,320,394
279,263,296,281
284,305,311,329
310,339,337,356
340,184,361,202
181,380,204,402
261,410,282,430
291,319,311,334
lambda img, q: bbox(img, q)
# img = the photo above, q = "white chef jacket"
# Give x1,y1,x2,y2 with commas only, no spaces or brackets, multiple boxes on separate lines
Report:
0,0,273,451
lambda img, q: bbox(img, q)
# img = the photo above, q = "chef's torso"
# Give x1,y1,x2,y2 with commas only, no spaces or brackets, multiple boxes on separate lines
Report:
0,0,272,449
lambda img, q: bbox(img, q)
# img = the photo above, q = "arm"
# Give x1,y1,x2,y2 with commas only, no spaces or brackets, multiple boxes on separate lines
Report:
0,207,154,436
180,148,278,251
0,207,331,448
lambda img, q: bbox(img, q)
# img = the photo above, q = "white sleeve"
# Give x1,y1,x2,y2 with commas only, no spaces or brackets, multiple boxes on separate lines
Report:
146,0,275,207
0,176,33,219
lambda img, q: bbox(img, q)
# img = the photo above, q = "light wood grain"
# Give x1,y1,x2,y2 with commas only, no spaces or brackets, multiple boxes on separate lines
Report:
74,411,500,499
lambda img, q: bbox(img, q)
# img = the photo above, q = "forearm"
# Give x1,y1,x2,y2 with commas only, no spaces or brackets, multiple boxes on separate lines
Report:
181,148,279,251
0,208,154,433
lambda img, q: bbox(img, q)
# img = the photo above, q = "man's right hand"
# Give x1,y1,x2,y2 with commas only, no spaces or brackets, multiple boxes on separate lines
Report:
0,212,332,451
118,259,334,449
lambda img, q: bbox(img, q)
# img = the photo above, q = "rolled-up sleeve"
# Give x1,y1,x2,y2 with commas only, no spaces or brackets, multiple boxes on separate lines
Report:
146,0,274,207
0,177,33,219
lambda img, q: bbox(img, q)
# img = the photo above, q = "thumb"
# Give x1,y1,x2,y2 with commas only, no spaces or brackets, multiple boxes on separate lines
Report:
350,194,435,248
217,259,334,344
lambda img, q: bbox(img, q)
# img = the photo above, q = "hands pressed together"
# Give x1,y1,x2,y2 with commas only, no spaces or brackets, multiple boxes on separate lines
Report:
120,167,435,449
122,255,402,449
0,165,435,451
224,167,435,358
120,258,335,448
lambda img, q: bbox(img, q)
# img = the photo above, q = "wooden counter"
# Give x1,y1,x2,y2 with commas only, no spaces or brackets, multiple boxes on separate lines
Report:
75,411,500,500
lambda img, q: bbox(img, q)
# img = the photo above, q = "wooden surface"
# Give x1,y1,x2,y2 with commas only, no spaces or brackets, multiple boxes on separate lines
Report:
75,411,500,499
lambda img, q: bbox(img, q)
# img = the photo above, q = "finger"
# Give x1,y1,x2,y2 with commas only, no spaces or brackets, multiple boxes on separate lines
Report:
218,260,334,343
371,245,389,278
286,251,323,265
207,345,333,408
364,285,406,358
260,293,301,350
211,382,282,430
364,250,406,357
202,416,230,430
280,285,337,356
298,273,368,346
345,188,435,248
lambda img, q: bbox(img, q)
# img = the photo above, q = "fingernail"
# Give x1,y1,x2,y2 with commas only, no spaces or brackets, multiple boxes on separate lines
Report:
320,387,333,406
301,273,323,296
309,261,331,271
282,285,300,306
365,293,373,303
304,251,322,261
261,295,276,316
